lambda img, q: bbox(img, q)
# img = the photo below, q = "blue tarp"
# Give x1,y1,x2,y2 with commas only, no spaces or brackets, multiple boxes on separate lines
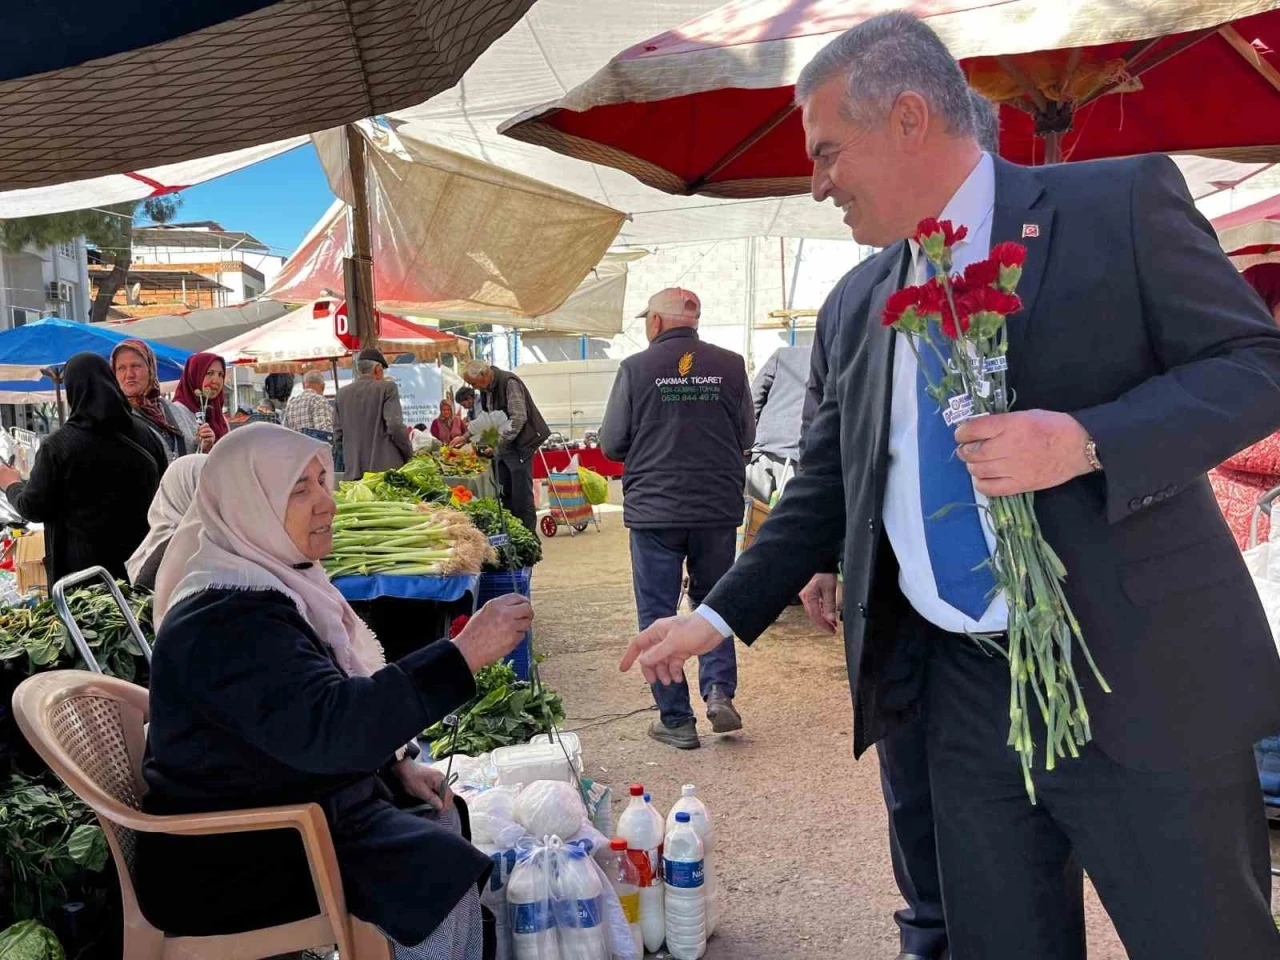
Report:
332,573,479,604
0,318,191,390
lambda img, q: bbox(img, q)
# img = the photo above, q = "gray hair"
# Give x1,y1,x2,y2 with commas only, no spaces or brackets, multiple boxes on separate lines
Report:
356,359,379,378
302,370,326,388
795,11,975,139
969,88,999,153
463,359,492,380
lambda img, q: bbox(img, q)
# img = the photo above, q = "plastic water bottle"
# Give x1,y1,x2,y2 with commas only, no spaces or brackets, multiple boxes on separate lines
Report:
667,785,718,937
617,785,664,952
477,840,518,960
554,844,608,960
508,849,559,960
607,838,644,958
663,812,707,960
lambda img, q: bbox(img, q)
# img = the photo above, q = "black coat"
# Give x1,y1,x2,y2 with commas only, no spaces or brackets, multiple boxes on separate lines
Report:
707,155,1280,769
5,354,167,583
600,327,755,528
136,588,489,945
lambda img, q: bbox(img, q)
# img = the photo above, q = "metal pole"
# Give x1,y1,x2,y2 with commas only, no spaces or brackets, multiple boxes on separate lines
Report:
52,370,65,425
330,358,341,391
344,124,378,348
778,237,787,310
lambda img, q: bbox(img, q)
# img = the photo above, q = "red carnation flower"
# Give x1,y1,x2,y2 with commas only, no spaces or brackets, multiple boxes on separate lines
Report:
939,297,971,339
962,286,1023,317
990,241,1027,267
882,286,921,327
916,218,968,248
917,278,947,317
962,258,1001,290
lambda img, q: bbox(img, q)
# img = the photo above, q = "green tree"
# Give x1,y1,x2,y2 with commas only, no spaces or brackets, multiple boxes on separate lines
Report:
0,196,182,324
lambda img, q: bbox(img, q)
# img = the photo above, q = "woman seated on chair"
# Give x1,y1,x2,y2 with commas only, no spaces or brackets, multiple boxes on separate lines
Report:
125,454,207,591
136,423,531,958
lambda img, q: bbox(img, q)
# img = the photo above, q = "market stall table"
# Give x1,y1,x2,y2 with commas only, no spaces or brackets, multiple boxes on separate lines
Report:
334,571,480,663
443,471,499,501
533,448,623,480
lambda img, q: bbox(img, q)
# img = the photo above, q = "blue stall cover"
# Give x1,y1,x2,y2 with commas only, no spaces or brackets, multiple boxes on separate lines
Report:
0,318,190,382
333,573,479,604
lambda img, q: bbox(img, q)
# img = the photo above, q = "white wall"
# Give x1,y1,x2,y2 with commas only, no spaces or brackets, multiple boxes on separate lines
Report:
132,243,287,288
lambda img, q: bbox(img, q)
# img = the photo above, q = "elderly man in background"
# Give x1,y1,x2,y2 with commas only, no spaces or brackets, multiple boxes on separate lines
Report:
334,348,413,481
601,288,755,750
283,370,335,442
622,11,1280,959
462,359,550,534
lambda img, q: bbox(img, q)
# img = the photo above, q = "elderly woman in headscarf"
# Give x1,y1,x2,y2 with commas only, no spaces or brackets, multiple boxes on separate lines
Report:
0,353,167,583
125,454,206,591
136,424,531,959
110,338,198,461
172,352,229,451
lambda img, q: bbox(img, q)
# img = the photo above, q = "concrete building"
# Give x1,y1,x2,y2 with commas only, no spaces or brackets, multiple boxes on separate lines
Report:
132,221,285,300
0,237,92,328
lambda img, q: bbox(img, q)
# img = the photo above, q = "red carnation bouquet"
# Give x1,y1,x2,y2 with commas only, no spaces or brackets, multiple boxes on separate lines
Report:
883,219,1110,802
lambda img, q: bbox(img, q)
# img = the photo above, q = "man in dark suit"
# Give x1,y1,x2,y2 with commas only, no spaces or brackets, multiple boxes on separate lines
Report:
622,12,1280,959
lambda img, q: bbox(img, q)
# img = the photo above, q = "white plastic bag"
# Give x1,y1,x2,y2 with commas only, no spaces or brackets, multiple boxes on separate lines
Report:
514,781,587,842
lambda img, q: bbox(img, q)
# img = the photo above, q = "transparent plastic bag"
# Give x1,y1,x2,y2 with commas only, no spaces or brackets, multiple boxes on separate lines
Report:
514,780,588,842
506,837,636,960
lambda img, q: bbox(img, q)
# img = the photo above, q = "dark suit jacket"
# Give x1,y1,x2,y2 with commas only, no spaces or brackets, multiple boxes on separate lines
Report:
334,376,414,480
706,155,1280,770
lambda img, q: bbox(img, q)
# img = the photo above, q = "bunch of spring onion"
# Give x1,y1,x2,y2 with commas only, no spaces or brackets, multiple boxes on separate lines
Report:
323,501,492,579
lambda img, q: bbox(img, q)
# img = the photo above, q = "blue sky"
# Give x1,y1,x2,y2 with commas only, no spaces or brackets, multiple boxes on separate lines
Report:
162,145,333,257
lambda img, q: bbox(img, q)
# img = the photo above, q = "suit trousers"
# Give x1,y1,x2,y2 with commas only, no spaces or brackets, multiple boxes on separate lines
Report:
877,715,947,958
920,614,1279,959
496,451,537,537
629,527,738,727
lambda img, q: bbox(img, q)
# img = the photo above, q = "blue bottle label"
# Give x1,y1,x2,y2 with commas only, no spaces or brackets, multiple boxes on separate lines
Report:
664,858,705,889
489,849,518,892
553,895,604,929
510,900,553,934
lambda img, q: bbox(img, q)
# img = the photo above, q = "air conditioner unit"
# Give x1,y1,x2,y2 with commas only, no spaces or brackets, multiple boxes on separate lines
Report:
57,281,74,303
45,282,61,302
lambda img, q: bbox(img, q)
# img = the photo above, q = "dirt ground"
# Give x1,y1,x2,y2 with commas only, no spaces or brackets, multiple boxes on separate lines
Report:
530,513,1280,960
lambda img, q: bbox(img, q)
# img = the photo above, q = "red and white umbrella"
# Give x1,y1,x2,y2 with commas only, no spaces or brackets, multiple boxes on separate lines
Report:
1214,192,1280,268
214,299,469,374
500,0,1280,198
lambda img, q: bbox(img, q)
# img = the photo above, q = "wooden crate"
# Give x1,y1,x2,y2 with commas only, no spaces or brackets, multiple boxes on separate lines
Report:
14,530,46,596
735,496,771,557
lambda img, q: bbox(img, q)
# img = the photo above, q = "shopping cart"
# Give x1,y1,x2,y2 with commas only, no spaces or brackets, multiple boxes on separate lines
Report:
51,567,152,674
536,450,600,538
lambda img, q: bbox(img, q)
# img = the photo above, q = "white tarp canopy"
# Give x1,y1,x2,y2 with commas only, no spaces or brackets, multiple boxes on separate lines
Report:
264,122,627,330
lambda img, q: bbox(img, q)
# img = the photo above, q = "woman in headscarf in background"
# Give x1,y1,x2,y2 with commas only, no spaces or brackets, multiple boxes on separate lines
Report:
0,353,167,582
111,338,195,461
126,454,207,590
173,352,229,451
138,424,531,959
1211,263,1280,548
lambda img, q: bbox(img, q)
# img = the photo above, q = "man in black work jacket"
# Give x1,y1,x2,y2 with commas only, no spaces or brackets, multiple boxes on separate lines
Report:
602,287,755,750
621,12,1280,959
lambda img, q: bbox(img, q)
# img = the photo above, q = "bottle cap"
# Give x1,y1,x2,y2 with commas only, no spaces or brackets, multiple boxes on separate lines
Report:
610,838,627,851
629,784,644,796
675,812,691,823
682,784,696,796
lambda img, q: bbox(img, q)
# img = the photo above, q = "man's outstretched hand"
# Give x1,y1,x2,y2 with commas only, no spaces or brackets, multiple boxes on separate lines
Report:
620,613,726,685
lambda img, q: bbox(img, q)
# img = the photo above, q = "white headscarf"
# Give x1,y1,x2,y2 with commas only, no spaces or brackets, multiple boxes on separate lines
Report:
126,454,207,584
152,423,385,677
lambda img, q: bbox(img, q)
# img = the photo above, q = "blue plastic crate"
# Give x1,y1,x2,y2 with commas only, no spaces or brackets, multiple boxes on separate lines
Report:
477,568,533,679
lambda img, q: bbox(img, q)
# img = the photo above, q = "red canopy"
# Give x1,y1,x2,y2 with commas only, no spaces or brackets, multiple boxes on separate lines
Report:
501,0,1280,198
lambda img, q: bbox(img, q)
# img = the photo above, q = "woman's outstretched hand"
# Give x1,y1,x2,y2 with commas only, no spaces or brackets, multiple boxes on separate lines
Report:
453,594,533,673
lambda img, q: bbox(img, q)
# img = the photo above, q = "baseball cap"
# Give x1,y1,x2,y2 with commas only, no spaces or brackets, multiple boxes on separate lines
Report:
357,347,389,368
636,287,701,320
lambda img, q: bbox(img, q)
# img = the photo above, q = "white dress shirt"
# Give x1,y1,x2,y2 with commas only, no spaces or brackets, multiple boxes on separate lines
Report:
698,152,1007,638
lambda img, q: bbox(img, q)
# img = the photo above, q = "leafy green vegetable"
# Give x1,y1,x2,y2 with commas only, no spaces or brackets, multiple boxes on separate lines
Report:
0,583,152,680
461,498,542,570
0,775,106,924
0,920,64,960
422,660,564,759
